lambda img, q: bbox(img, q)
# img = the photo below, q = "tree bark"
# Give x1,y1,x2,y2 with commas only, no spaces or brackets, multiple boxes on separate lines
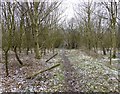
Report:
109,48,112,65
102,47,106,55
34,42,41,59
5,52,9,76
14,46,23,65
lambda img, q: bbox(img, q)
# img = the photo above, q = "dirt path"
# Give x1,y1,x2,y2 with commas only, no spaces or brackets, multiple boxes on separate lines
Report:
60,49,82,91
0,63,4,92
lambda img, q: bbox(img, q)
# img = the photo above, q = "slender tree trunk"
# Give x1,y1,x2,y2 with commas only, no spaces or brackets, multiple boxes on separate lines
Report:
26,47,29,55
19,46,21,53
112,49,116,58
102,47,106,55
106,48,109,52
112,28,116,58
41,49,43,57
110,48,112,65
88,39,91,50
14,46,23,65
52,44,55,54
30,49,33,54
34,42,41,59
5,52,9,76
43,48,46,55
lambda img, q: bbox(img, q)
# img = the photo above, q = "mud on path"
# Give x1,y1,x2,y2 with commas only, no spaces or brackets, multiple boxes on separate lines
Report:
60,49,82,91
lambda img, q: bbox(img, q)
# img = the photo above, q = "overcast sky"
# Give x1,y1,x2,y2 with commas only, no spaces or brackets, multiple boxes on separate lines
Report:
62,0,119,20
2,0,119,20
62,0,78,20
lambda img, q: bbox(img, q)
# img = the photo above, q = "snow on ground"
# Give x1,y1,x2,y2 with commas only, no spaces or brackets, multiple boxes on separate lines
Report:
1,51,65,92
0,49,119,92
65,49,119,92
0,63,4,93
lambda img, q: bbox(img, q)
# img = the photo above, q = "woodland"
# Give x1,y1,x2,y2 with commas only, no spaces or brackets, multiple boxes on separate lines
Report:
0,0,120,92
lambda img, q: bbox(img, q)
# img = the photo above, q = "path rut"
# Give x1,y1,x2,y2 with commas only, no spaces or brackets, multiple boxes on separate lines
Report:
60,49,82,91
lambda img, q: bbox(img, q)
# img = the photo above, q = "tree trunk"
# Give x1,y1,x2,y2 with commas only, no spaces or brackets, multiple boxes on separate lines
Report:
52,48,55,54
19,46,21,53
43,48,46,55
109,48,112,65
26,47,29,55
14,46,23,65
31,49,33,54
102,47,106,55
112,27,116,58
88,39,91,50
5,52,9,76
34,42,41,59
112,47,116,58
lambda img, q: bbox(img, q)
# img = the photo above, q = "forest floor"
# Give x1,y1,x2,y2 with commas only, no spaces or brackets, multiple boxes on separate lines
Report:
0,49,119,92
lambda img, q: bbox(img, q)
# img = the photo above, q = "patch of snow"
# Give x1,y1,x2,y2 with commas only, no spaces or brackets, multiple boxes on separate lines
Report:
111,70,118,75
0,84,3,93
15,70,19,74
20,58,24,61
11,87,17,92
108,77,116,80
112,58,120,61
20,68,23,71
39,87,45,90
97,50,103,54
10,58,15,61
25,56,29,60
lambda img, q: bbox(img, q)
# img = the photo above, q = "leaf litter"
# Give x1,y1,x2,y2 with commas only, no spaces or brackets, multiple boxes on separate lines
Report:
0,49,119,92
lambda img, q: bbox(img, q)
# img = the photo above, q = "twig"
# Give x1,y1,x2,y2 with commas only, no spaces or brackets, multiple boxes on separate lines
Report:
26,63,60,79
45,53,58,62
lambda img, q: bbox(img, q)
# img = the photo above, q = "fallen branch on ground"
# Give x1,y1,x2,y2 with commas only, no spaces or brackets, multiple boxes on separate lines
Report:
26,63,60,79
45,53,58,62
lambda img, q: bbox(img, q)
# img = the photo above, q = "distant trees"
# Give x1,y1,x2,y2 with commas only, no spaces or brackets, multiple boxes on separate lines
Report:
73,0,119,56
74,0,102,53
118,20,120,50
1,0,120,76
117,1,120,50
1,1,63,76
101,1,118,58
2,2,20,76
64,18,80,49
